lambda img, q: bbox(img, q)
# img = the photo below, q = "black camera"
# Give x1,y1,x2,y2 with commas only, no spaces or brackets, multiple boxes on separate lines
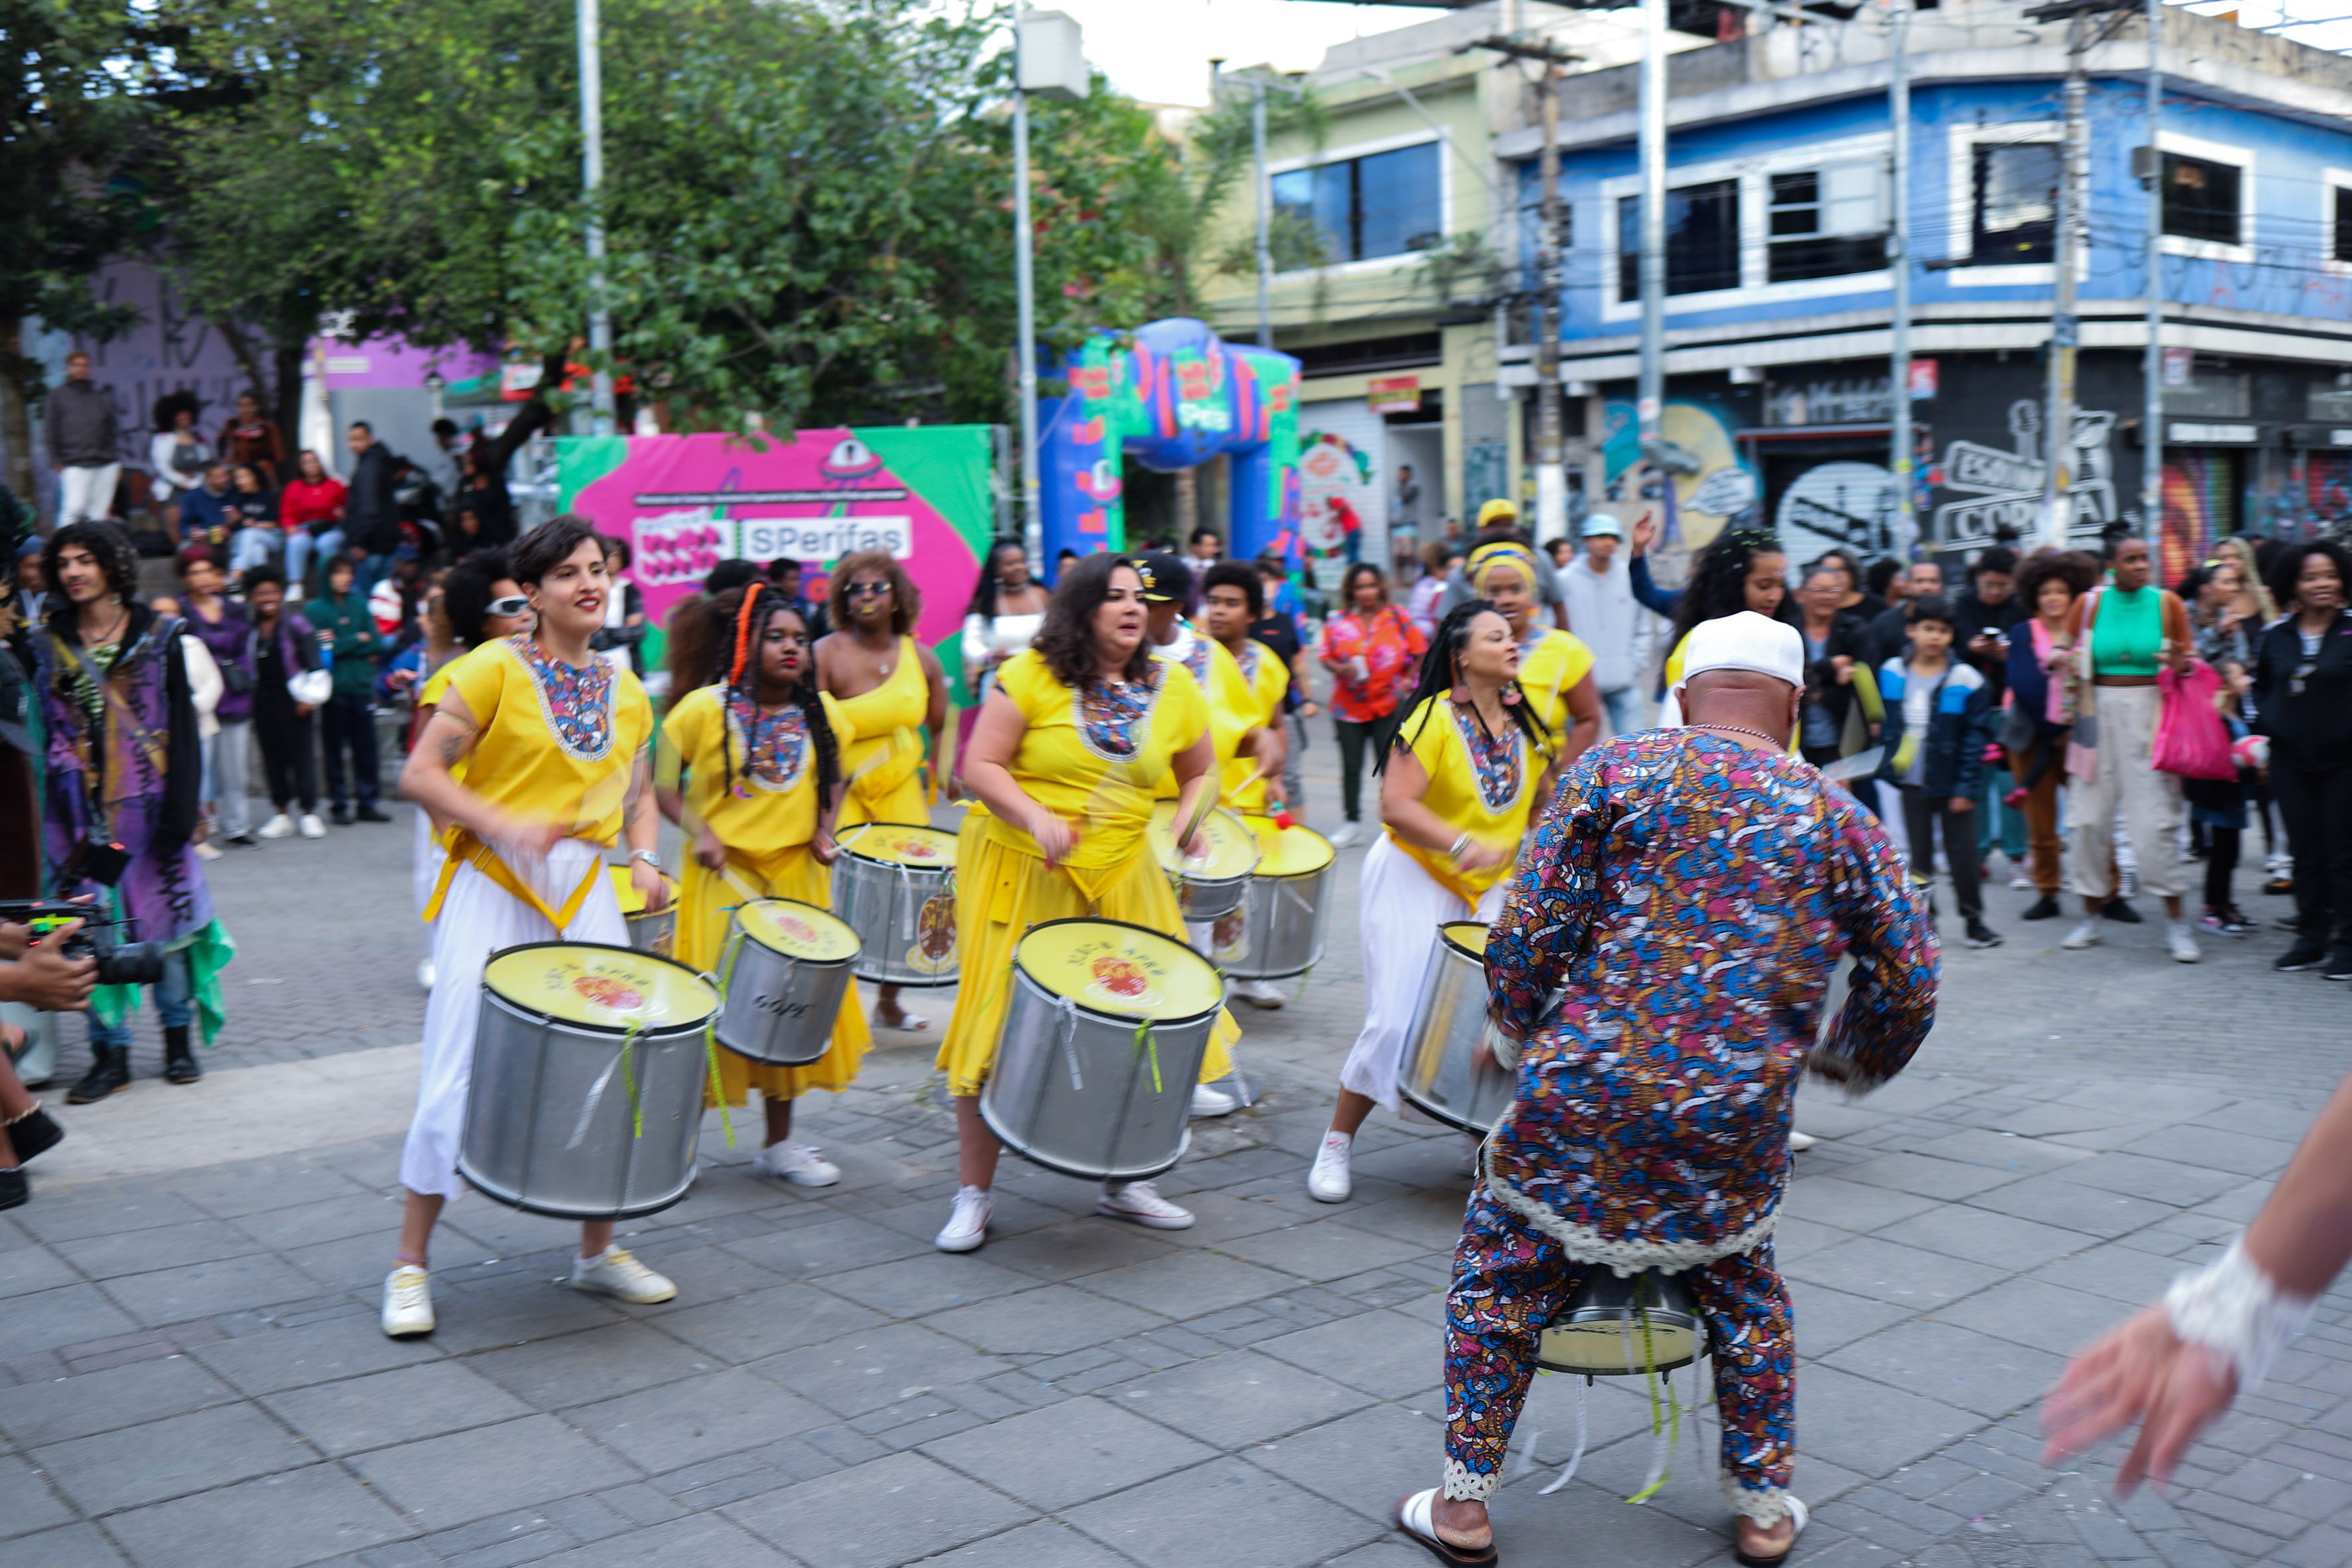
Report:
0,901,168,989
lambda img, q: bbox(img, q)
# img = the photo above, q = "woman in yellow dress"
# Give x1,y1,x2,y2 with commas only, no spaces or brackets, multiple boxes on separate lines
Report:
1467,540,1603,767
658,582,869,1189
935,553,1239,1253
1306,599,1559,1203
817,548,949,1032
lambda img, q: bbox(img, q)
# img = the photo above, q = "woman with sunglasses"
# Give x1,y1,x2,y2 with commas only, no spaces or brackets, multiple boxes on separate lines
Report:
658,582,867,1188
388,516,674,1340
932,554,1239,1253
817,550,949,1032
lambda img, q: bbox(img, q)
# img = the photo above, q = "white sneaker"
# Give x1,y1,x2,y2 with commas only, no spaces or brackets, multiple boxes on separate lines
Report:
569,1245,676,1303
1190,1083,1238,1119
2167,920,2203,964
416,957,435,990
1789,1130,1818,1152
935,1184,992,1252
298,813,327,839
2007,873,2035,890
755,1139,841,1188
381,1265,435,1337
2061,919,2102,950
1308,1131,1353,1203
1328,822,1362,849
258,813,295,839
194,840,223,861
1097,1180,1195,1229
1233,979,1286,1010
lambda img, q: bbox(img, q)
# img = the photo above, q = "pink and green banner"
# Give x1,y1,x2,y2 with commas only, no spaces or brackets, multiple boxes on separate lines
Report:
556,427,998,688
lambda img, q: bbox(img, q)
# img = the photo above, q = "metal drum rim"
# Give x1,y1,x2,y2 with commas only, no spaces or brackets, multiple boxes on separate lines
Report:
1012,915,1225,1030
836,821,959,868
482,939,720,1037
1397,1082,1493,1136
1435,920,1488,963
730,900,860,971
455,1156,699,1221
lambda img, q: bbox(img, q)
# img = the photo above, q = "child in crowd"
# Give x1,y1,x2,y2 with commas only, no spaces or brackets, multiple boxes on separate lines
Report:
2188,660,2260,938
1877,597,2002,949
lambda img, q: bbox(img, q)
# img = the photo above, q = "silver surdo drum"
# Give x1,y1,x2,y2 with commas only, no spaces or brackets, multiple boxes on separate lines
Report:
1146,801,1259,921
832,823,959,986
715,900,862,1066
1217,819,1334,982
1397,920,1516,1135
461,942,720,1220
1537,1270,1707,1376
609,865,680,958
980,918,1224,1182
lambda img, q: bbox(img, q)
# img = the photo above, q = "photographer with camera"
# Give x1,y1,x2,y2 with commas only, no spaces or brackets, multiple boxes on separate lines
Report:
0,911,100,1208
30,522,234,1102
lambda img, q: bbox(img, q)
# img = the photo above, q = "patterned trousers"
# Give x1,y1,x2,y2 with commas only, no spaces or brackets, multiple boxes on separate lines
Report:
1442,1188,1796,1524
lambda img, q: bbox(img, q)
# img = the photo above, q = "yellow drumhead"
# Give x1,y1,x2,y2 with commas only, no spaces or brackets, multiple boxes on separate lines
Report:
1439,920,1490,960
607,864,680,914
1148,801,1259,882
737,899,862,963
1241,820,1335,878
1016,920,1222,1020
840,823,958,868
485,944,717,1030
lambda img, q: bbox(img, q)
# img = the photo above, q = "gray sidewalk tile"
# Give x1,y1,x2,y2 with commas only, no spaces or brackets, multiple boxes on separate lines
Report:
962,1217,1178,1283
1963,1172,2182,1239
1063,1456,1376,1568
2049,1152,2250,1210
720,1214,934,1280
1781,1235,2009,1310
0,1283,139,1360
190,1312,445,1395
567,1367,832,1472
1103,1349,1372,1449
1243,1401,1447,1523
1821,1320,2070,1419
262,1360,535,1456
465,1321,718,1409
1251,1307,1444,1400
1875,1202,2096,1272
535,1512,799,1568
1785,1278,1915,1355
104,1462,414,1568
0,1354,239,1447
657,1283,885,1364
100,1252,330,1326
1794,1364,1982,1478
2111,1124,2299,1180
0,1524,129,1568
1079,1250,1300,1320
1832,1152,2025,1202
32,1401,311,1514
0,1452,72,1537
815,1252,1038,1319
905,1519,1136,1567
1211,1219,1429,1283
921,1284,1164,1356
15,1188,212,1245
51,1217,268,1280
917,1395,1217,1511
346,1415,641,1531
745,1323,1012,1419
725,1450,1035,1568
0,1243,76,1301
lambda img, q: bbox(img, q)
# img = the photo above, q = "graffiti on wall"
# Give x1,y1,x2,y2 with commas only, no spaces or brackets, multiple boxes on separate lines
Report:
1776,461,1901,567
1296,430,1375,559
1601,395,1756,550
1931,400,2116,548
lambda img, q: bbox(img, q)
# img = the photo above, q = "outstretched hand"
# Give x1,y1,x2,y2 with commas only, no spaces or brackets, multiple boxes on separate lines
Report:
2042,1304,2238,1496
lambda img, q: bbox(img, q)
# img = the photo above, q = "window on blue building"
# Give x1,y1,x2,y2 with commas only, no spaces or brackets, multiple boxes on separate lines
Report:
1616,180,1741,301
2336,187,2352,264
1970,143,2058,264
2162,154,2241,246
1768,167,1887,282
1271,142,1443,264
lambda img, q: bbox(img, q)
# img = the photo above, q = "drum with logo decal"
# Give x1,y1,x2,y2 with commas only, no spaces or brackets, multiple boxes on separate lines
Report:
607,864,681,957
1146,801,1259,920
1219,820,1335,982
715,899,862,1067
832,823,960,986
1397,921,1515,1135
980,918,1224,1182
461,942,721,1219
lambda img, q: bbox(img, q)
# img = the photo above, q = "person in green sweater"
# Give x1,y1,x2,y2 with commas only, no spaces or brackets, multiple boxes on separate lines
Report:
310,556,389,824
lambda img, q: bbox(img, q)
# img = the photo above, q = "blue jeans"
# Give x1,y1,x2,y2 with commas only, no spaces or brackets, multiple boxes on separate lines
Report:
357,553,395,593
228,526,283,574
289,529,341,591
88,947,195,1050
1598,686,1638,738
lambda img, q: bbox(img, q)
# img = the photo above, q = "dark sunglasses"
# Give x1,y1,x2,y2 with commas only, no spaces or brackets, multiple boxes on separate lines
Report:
845,580,893,599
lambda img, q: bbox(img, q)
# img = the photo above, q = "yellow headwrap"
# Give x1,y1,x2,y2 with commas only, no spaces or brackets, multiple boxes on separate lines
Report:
1468,540,1537,593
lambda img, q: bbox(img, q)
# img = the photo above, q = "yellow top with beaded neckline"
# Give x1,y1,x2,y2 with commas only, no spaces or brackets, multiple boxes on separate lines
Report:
440,635,653,847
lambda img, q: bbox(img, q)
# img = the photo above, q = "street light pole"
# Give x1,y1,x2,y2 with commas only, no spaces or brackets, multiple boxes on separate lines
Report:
577,0,615,437
1638,0,1668,460
1889,0,1915,553
1254,80,1274,350
1012,5,1043,562
2039,13,2088,550
2142,0,2165,540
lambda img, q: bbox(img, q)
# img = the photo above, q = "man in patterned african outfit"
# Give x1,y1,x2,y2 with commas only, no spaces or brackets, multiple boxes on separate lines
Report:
1401,612,1938,1567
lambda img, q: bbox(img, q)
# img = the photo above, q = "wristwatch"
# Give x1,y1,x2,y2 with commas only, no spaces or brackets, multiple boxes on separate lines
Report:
629,849,663,872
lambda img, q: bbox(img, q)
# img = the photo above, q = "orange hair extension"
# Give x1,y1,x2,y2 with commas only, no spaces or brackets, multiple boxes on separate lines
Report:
728,580,765,691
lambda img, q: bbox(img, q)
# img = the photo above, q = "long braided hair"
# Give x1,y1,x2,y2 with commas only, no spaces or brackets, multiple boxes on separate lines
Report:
1379,599,1553,774
1668,527,1797,652
678,582,840,803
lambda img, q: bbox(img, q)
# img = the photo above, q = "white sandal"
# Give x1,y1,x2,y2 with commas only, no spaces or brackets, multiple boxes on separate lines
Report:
1395,1488,1498,1567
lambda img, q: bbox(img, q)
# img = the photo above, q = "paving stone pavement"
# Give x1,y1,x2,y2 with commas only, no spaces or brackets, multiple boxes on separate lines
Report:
3,744,2347,1568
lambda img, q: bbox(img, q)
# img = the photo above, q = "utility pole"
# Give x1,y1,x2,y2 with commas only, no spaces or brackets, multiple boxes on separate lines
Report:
1012,6,1043,562
1470,33,1581,547
1638,0,1668,463
2038,13,2088,551
1254,81,1274,349
1888,0,1915,554
577,0,615,437
2142,0,2165,540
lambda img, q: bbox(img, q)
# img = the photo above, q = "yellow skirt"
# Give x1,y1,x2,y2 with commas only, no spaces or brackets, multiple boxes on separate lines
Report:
937,811,1239,1099
679,845,871,1104
838,771,928,830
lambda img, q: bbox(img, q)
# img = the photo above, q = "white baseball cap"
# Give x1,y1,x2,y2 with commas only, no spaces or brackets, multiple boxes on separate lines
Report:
1581,515,1623,538
1674,611,1804,692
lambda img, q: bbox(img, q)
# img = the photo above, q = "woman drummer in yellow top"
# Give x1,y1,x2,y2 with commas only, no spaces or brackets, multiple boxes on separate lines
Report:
1466,540,1603,765
1306,600,1559,1204
391,517,676,1338
815,548,949,1032
1198,560,1300,1009
935,552,1240,1253
657,582,870,1190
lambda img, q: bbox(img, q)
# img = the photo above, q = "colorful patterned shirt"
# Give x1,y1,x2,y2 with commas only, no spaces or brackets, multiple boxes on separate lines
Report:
1322,605,1427,724
1482,730,1937,1273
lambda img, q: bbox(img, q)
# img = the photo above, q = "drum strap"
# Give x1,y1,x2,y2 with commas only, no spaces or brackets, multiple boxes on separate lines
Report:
422,830,605,934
